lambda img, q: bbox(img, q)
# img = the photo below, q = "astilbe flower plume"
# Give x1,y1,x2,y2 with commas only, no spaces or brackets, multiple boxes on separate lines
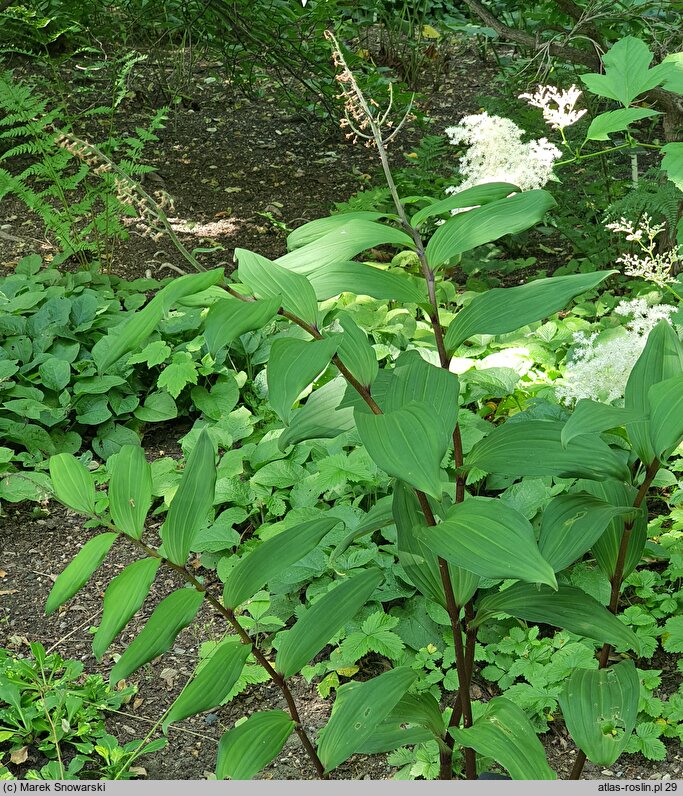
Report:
519,85,587,130
556,298,677,405
444,112,562,195
605,215,681,287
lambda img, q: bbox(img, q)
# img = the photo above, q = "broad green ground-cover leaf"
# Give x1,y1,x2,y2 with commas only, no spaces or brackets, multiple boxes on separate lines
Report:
93,557,161,660
93,269,223,372
445,271,615,351
450,697,556,780
559,661,639,766
110,588,204,683
417,497,557,588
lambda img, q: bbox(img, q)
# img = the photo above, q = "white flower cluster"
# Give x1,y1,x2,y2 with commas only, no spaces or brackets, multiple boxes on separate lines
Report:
519,85,586,130
556,298,677,405
605,215,681,286
445,112,562,195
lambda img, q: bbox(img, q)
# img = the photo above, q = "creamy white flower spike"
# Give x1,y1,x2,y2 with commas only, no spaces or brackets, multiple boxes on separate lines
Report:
445,112,562,197
605,214,681,286
519,84,587,130
556,298,677,404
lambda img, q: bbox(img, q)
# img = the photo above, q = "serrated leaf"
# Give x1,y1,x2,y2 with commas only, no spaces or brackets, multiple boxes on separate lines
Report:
157,352,198,399
450,697,556,779
110,588,204,683
355,401,449,499
204,296,281,355
267,336,339,423
49,453,96,514
473,583,640,652
108,445,152,539
275,569,383,678
445,271,615,352
558,660,639,766
317,667,417,773
161,430,216,565
93,558,161,659
163,640,250,731
222,517,339,609
586,108,659,141
661,142,683,192
417,496,556,587
216,711,294,780
45,533,118,616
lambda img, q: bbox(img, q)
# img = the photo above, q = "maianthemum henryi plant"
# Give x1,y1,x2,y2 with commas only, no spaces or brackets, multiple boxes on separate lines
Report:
45,34,683,780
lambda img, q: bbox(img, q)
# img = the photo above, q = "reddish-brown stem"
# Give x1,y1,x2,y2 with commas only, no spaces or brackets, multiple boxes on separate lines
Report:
570,458,660,780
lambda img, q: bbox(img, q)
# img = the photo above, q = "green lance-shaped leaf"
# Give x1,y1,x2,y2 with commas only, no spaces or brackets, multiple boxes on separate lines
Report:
578,479,646,580
267,336,339,423
278,376,354,450
538,493,638,573
161,429,216,565
275,568,383,678
163,640,250,732
586,108,659,141
558,660,639,766
624,320,683,464
93,557,161,660
235,247,318,326
580,36,668,107
445,271,615,352
450,697,556,780
561,400,646,448
473,583,640,653
287,211,392,250
204,296,281,355
354,723,433,754
110,588,204,683
355,401,449,499
383,349,459,434
410,182,520,227
388,691,445,738
216,711,294,780
49,453,96,515
45,533,118,616
222,517,339,609
317,667,417,773
277,219,414,275
108,445,152,540
331,495,394,564
416,497,557,589
307,261,425,303
93,269,223,372
647,375,683,459
425,189,556,270
466,420,630,482
333,313,378,389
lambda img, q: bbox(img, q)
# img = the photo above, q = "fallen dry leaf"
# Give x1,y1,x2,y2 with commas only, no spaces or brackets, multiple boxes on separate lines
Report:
0,569,7,577
160,667,177,689
129,767,147,778
10,746,29,765
0,589,18,596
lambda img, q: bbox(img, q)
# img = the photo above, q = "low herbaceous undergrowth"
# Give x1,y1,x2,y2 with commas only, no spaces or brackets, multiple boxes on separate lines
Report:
20,32,683,780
